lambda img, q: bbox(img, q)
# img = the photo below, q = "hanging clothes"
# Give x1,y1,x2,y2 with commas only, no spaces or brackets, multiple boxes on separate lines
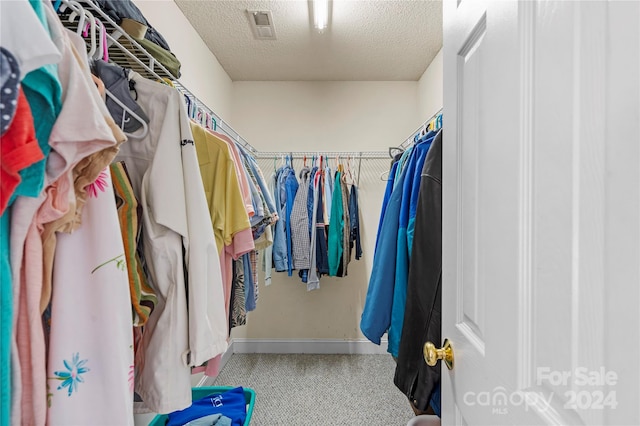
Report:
0,85,42,215
360,127,438,357
394,130,443,415
290,167,311,281
190,123,254,316
272,166,288,272
40,31,128,315
389,131,437,356
47,167,134,425
339,175,350,275
11,7,126,422
2,1,276,423
110,161,157,327
12,0,63,201
262,156,362,288
210,132,255,220
360,161,407,350
307,167,321,290
284,164,299,277
324,165,333,224
230,257,246,328
327,170,344,276
115,73,228,414
315,168,330,276
348,185,362,261
0,8,63,415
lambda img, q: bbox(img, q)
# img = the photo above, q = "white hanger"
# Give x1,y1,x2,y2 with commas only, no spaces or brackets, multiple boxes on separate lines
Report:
84,10,97,58
93,19,107,61
60,1,97,56
60,0,85,32
105,89,149,139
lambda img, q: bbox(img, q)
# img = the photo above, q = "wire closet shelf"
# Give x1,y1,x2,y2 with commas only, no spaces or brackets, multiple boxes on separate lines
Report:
400,107,443,150
56,0,257,153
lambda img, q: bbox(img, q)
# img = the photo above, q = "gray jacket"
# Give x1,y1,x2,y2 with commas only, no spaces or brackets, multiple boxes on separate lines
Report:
291,168,311,270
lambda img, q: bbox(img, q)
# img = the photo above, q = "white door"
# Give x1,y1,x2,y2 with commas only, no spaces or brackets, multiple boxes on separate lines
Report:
441,0,639,424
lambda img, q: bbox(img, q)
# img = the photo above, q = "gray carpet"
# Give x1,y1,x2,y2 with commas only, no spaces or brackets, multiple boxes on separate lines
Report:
213,354,415,425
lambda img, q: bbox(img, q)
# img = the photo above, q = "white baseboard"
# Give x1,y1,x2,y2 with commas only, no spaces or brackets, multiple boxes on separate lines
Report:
196,338,389,387
231,338,389,355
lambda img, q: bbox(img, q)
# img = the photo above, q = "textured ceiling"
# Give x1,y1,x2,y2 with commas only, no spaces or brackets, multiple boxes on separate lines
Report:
175,0,443,81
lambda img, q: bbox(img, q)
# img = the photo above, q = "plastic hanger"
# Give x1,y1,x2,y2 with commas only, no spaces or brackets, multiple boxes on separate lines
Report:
347,156,355,185
105,88,149,138
206,113,217,131
62,0,94,46
65,3,86,32
93,19,108,61
79,9,97,57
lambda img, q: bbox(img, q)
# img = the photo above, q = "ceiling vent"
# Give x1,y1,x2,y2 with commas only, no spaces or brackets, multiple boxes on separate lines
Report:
247,10,277,40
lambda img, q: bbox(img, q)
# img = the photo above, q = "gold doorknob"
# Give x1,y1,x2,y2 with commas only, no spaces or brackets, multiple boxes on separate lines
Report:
423,338,454,370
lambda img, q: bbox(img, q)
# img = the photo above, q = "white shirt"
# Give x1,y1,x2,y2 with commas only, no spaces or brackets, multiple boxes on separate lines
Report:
115,73,228,414
0,0,61,78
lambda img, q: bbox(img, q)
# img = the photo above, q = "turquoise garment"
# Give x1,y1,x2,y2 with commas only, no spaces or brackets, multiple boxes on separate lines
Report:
13,0,62,201
1,211,11,426
327,171,344,276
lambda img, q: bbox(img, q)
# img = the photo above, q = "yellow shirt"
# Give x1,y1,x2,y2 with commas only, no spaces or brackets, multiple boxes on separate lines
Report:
190,122,251,253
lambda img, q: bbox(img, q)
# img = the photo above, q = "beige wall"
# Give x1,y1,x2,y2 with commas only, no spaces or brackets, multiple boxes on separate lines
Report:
229,81,423,340
418,48,444,121
135,0,233,121
231,81,421,152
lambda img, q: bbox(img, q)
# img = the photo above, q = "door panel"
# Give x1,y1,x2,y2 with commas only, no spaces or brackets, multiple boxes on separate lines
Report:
443,0,639,424
459,12,487,345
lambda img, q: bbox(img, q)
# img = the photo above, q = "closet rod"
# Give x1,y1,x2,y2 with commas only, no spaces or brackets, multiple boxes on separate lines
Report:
173,81,257,154
58,0,258,154
254,151,390,160
399,107,443,150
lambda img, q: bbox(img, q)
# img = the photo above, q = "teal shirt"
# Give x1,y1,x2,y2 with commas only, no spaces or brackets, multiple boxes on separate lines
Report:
327,171,344,276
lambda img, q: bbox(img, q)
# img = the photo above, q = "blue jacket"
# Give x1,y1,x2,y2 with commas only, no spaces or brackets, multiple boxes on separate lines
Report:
360,162,409,346
284,168,299,276
272,168,288,272
361,133,435,356
375,161,399,252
